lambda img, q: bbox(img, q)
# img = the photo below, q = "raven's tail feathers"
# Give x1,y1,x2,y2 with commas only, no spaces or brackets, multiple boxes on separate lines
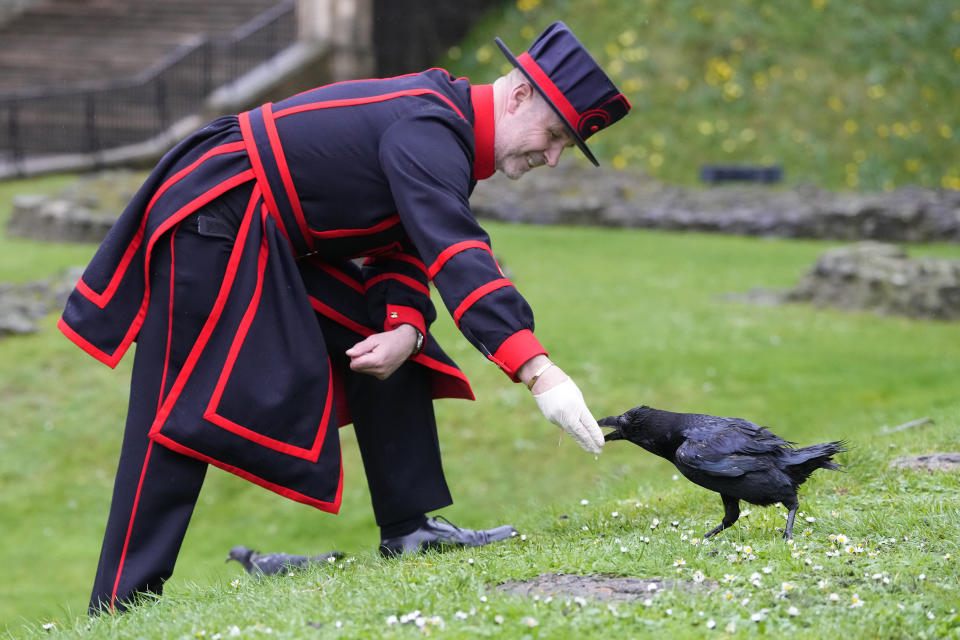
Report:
784,440,847,485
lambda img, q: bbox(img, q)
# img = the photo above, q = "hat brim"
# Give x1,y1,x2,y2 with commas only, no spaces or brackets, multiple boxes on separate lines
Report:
494,36,599,167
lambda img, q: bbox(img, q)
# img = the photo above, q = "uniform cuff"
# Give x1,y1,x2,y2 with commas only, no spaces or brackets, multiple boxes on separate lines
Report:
384,304,426,339
489,329,547,382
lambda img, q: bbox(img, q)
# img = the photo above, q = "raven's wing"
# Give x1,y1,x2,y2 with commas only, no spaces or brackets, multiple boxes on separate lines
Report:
674,419,792,477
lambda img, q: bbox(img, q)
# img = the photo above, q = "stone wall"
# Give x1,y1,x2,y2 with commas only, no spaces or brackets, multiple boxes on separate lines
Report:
471,165,960,243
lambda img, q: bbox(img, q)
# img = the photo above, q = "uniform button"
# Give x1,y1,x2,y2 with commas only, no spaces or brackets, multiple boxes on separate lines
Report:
389,312,398,319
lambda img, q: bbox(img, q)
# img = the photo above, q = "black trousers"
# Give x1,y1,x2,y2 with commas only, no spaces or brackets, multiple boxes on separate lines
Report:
89,200,452,614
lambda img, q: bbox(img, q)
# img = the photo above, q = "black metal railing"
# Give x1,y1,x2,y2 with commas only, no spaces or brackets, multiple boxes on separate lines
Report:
0,0,295,172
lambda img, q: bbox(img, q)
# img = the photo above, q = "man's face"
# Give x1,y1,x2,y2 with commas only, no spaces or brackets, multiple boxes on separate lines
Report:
495,86,575,180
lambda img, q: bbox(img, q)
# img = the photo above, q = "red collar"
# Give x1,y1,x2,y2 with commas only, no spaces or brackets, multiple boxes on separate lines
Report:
471,84,495,181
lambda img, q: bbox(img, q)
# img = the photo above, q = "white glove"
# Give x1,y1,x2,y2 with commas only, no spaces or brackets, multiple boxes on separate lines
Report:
534,378,605,454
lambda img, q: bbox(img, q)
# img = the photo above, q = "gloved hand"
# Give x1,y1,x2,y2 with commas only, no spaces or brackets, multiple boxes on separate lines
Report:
534,378,605,454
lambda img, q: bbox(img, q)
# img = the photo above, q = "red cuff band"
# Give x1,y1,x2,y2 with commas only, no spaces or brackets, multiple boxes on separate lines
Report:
488,329,547,382
384,304,426,338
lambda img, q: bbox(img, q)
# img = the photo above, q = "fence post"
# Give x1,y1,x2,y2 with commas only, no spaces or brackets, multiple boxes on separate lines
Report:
84,91,99,154
8,100,24,176
156,76,169,129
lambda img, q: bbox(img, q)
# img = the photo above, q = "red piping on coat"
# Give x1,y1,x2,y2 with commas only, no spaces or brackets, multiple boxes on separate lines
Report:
272,89,466,121
365,272,430,296
74,142,248,309
152,432,344,513
202,206,333,461
148,187,260,436
428,240,494,279
452,278,514,326
261,101,315,252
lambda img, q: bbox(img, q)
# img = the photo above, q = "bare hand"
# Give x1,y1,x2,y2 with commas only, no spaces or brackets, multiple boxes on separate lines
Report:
345,325,418,380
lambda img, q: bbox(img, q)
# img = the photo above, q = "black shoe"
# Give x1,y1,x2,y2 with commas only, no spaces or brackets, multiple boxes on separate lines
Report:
378,516,517,556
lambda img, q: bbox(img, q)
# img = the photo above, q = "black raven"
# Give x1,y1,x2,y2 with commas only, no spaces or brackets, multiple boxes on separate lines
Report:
599,406,845,539
226,546,343,576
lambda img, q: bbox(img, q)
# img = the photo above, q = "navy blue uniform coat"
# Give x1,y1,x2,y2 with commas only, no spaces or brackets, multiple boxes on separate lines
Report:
60,69,548,512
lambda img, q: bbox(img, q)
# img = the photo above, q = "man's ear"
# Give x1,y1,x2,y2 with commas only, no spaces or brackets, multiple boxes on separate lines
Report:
506,81,535,114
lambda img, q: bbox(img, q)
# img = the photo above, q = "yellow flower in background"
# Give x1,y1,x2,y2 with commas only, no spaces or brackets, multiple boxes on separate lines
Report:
612,154,628,170
447,46,462,61
649,153,664,168
909,120,922,133
953,47,960,63
605,42,621,58
516,0,541,11
619,30,638,47
939,124,954,139
652,133,666,149
521,26,535,40
722,138,737,153
867,85,886,99
892,122,910,138
723,81,743,100
853,149,866,163
942,175,960,190
698,120,714,135
844,119,858,134
811,0,828,10
753,71,768,89
846,173,858,188
793,68,808,82
475,45,492,63
877,124,890,138
922,86,936,101
740,128,756,143
905,158,921,173
624,77,644,92
828,96,844,112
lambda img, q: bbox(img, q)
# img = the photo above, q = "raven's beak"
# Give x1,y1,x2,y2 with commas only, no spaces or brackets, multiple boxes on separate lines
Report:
597,414,625,441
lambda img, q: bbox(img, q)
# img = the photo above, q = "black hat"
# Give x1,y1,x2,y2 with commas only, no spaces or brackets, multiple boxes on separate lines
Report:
495,21,631,166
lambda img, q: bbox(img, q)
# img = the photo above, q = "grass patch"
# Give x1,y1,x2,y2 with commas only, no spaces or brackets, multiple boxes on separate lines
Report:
442,0,960,191
2,173,960,636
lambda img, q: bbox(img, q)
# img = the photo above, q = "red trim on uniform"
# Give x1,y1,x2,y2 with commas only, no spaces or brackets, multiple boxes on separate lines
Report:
428,240,493,279
203,208,334,462
273,89,466,121
310,215,402,239
516,52,582,130
151,432,344,513
74,143,248,309
309,296,374,337
364,251,428,276
261,101,315,252
470,84,496,180
57,316,122,367
158,226,179,404
238,111,295,249
384,304,426,337
308,296,474,404
311,261,366,293
365,272,430,296
453,278,513,327
488,329,548,381
67,170,256,368
149,187,260,436
109,440,154,612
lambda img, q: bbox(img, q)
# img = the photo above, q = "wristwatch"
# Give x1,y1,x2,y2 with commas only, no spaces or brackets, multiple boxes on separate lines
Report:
411,327,425,356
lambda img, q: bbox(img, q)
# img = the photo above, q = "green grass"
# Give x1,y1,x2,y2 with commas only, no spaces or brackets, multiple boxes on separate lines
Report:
2,176,960,637
442,0,960,191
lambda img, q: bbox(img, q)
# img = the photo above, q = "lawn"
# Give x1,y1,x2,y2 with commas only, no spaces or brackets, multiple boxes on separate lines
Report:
1,174,959,638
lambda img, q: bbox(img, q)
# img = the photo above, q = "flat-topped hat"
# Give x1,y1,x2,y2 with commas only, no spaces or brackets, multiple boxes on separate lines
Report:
494,21,631,166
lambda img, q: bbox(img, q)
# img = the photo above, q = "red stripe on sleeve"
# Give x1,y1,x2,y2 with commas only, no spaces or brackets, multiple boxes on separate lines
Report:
428,240,493,279
452,278,513,326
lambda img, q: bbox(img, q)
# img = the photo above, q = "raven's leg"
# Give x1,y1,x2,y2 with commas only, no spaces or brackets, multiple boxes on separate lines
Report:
704,494,740,538
782,496,799,539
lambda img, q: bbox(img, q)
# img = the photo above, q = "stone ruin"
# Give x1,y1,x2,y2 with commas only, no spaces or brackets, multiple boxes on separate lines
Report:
471,164,960,243
5,167,960,336
6,169,142,243
0,267,84,337
730,242,960,321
